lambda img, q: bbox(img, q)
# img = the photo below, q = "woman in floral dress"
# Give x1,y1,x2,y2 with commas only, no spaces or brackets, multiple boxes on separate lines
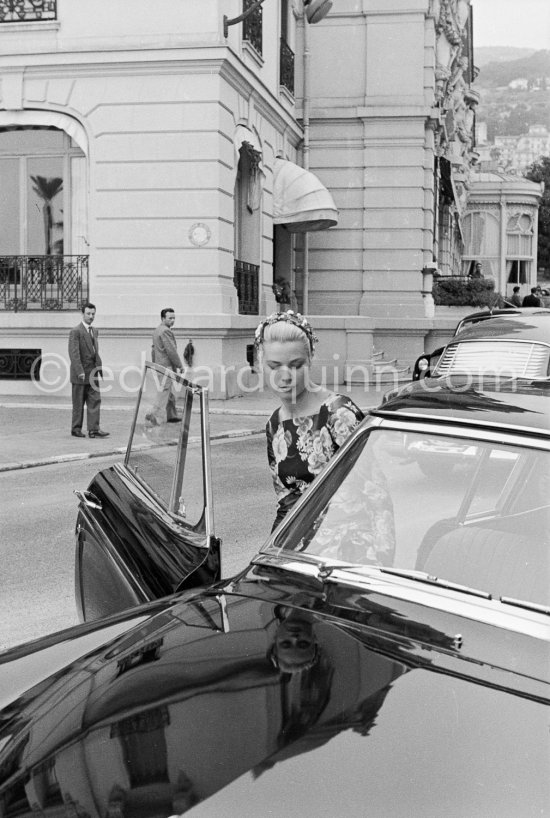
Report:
255,311,364,530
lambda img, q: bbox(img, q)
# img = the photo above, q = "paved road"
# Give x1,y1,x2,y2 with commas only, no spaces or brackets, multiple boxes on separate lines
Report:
0,435,273,651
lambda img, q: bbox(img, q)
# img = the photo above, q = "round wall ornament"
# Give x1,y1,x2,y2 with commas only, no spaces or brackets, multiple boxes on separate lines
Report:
189,223,211,247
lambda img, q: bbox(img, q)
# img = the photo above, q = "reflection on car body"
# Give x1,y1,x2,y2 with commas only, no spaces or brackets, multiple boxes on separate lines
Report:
0,363,549,816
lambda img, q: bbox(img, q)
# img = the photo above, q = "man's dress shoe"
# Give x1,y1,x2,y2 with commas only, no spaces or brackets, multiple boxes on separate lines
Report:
89,430,110,438
72,431,86,438
167,417,182,423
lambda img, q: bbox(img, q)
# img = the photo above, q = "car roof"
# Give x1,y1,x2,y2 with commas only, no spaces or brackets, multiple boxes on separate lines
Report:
375,379,550,436
453,308,522,334
454,310,550,344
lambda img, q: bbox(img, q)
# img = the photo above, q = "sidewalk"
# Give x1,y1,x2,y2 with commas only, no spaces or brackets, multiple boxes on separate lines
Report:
0,384,387,473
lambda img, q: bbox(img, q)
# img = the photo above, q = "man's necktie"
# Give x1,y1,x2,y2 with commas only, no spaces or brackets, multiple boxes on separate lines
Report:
88,327,96,352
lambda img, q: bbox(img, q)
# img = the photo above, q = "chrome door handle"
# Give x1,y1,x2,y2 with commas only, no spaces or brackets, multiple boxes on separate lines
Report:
74,489,103,510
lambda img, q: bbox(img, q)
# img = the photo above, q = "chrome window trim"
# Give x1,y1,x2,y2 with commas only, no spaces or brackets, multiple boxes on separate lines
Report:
251,555,550,638
434,338,550,379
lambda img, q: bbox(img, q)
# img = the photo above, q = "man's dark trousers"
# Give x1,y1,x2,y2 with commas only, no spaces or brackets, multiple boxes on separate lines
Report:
71,380,101,434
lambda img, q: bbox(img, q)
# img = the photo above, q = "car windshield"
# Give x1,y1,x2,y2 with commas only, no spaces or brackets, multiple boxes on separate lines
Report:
264,427,550,607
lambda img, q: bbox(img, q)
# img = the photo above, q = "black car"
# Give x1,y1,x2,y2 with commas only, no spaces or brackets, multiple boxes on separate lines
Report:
1,363,549,817
412,307,550,380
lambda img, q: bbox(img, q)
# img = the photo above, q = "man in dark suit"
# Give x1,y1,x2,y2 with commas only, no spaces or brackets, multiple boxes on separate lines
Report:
68,302,109,438
522,287,542,307
147,307,183,425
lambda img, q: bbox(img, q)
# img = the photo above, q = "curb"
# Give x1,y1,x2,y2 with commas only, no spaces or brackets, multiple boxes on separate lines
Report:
0,402,271,415
0,427,264,474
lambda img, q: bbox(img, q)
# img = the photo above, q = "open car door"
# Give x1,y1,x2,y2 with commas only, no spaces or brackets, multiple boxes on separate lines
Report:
74,363,220,622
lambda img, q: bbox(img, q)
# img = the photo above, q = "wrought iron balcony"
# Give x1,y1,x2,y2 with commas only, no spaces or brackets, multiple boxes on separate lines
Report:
0,255,89,311
234,259,259,315
0,0,56,23
280,38,295,95
242,0,262,55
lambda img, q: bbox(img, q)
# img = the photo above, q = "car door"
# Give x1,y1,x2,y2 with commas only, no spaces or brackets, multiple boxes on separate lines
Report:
74,362,220,622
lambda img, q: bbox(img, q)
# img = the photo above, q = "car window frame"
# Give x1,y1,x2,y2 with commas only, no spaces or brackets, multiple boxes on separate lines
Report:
263,415,550,558
123,362,214,539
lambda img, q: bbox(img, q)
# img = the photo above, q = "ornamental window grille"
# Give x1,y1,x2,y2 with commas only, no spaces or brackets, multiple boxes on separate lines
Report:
0,255,89,311
280,38,295,95
0,0,56,23
242,0,262,55
234,260,259,315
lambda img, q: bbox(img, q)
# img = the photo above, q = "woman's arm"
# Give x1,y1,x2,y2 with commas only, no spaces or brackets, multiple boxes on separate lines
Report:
326,395,365,448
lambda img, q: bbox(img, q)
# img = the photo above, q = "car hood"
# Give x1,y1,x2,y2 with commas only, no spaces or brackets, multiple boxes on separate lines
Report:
0,583,548,817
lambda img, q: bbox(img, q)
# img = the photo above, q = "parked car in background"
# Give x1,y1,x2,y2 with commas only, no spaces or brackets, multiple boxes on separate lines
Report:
412,308,550,381
1,364,549,817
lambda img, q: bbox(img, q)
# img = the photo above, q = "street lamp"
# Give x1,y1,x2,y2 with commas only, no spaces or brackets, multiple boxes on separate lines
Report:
223,0,333,39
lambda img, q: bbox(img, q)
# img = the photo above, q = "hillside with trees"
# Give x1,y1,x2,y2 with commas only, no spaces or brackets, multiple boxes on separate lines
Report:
475,50,550,140
474,47,536,67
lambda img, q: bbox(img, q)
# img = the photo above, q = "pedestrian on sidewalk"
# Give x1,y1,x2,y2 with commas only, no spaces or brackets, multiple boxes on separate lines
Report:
509,286,522,307
68,302,109,438
255,310,364,531
522,287,542,307
146,307,183,425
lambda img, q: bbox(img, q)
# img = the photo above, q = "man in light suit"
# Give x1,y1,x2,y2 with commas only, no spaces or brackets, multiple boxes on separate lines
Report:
68,302,109,438
147,307,183,425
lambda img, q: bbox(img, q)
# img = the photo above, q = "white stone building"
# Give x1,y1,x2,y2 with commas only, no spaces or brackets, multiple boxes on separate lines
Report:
0,0,482,396
0,0,334,396
463,170,543,299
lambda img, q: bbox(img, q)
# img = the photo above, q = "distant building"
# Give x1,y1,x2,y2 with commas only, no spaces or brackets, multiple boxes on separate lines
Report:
494,125,550,172
508,78,529,90
463,170,543,301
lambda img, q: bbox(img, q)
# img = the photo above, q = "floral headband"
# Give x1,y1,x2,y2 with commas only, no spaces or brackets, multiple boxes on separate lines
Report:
255,310,318,354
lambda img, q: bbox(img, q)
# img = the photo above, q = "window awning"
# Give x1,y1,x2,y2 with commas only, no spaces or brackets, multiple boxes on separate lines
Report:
273,157,338,232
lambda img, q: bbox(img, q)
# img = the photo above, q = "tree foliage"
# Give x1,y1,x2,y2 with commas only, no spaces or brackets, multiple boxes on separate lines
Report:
524,156,550,274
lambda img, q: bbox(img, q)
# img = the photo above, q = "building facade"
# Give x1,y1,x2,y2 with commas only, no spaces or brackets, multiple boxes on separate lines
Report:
0,0,481,396
494,125,550,173
0,0,330,396
293,0,480,373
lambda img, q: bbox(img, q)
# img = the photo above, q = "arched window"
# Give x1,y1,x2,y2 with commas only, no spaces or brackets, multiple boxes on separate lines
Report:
0,126,87,257
507,211,533,257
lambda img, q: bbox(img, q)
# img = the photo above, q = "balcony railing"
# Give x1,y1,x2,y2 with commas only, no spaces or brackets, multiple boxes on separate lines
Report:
234,260,259,315
0,0,56,23
242,0,262,55
0,348,41,380
0,255,89,311
280,38,295,95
